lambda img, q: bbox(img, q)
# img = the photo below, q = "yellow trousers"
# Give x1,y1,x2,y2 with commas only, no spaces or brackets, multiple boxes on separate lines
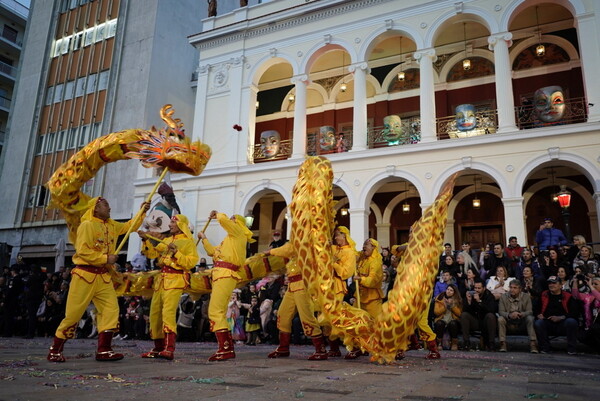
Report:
276,288,321,337
208,276,238,332
149,287,183,338
360,298,382,320
55,273,119,339
416,308,436,342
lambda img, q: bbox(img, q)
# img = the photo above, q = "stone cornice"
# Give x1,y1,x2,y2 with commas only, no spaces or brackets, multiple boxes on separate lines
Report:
190,0,398,51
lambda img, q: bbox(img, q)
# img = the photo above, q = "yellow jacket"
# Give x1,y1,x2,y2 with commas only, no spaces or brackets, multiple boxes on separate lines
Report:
202,213,248,281
143,233,198,290
355,252,384,303
270,242,304,293
332,244,356,295
72,216,141,283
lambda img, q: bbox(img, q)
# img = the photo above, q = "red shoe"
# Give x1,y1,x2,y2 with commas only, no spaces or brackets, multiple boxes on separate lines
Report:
308,335,328,361
208,330,236,362
268,332,291,358
142,338,166,358
47,337,66,362
327,338,342,357
96,331,124,361
408,334,422,350
425,340,441,360
158,332,176,360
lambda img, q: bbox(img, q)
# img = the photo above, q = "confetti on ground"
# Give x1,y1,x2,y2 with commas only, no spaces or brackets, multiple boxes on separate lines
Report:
1,375,15,380
525,394,559,399
188,377,225,384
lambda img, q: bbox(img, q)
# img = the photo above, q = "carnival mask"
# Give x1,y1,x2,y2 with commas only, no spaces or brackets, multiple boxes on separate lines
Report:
534,86,565,123
455,104,477,131
260,130,281,158
382,115,403,142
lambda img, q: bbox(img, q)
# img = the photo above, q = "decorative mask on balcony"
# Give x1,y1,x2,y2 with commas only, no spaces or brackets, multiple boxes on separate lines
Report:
319,126,336,151
382,115,403,143
260,130,281,158
455,104,477,132
534,86,565,123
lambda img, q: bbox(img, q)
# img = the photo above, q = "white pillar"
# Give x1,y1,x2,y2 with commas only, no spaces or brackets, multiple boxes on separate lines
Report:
228,56,246,166
575,14,600,122
192,64,210,142
502,197,527,245
444,218,456,248
245,84,259,163
375,222,391,248
349,208,369,250
349,62,369,151
593,192,600,252
488,32,517,133
291,74,309,159
414,48,437,143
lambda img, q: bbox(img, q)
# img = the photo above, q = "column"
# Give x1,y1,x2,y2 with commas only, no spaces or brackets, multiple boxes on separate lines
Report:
593,192,600,250
349,208,370,249
349,62,369,151
228,56,245,166
502,197,527,245
414,48,437,143
243,84,259,164
488,32,517,133
191,64,210,142
575,14,600,122
444,218,456,247
291,74,309,159
375,222,391,248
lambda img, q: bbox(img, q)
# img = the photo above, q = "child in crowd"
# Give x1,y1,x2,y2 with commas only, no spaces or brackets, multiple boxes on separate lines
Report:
242,296,261,345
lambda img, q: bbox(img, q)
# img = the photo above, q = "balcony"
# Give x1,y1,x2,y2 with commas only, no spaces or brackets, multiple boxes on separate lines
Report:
436,109,497,140
515,97,588,130
0,60,16,82
251,138,292,163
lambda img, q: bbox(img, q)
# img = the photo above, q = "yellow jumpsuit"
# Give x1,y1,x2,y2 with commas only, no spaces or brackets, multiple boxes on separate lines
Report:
143,233,198,337
323,244,355,338
355,252,384,319
201,213,249,332
270,242,321,337
55,214,142,339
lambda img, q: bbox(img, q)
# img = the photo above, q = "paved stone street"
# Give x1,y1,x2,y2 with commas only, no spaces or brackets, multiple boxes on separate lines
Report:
0,337,598,401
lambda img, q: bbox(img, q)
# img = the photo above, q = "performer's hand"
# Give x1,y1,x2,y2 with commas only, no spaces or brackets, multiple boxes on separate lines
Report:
353,276,361,282
137,230,148,240
197,231,206,240
107,254,118,264
168,243,177,254
263,249,271,256
209,210,218,219
141,201,150,213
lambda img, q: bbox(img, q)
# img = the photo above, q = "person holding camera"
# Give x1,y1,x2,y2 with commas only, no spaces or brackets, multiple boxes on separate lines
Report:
460,278,498,351
497,280,538,353
534,276,579,354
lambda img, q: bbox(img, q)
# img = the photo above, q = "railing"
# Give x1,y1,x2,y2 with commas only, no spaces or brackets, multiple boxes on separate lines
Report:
436,109,497,140
367,116,421,148
0,96,11,110
515,97,588,130
0,61,16,78
307,131,353,155
0,0,29,20
251,138,292,162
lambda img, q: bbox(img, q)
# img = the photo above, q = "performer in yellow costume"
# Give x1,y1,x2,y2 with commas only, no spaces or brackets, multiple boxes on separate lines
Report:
48,197,149,362
344,238,384,359
265,242,328,360
392,242,441,359
326,226,356,357
138,214,198,360
198,210,254,361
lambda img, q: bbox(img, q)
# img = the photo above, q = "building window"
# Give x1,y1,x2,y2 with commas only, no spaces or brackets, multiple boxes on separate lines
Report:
53,84,64,103
73,32,83,51
95,23,106,43
79,125,89,146
64,80,75,100
67,128,77,149
37,186,48,207
35,135,44,155
53,39,63,57
84,27,94,46
45,132,55,153
45,86,54,106
91,122,101,139
2,25,18,44
98,70,109,91
56,130,66,151
86,73,97,94
107,20,117,38
75,77,85,97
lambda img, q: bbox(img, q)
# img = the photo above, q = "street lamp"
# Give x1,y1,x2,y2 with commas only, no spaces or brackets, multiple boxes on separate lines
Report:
556,185,571,243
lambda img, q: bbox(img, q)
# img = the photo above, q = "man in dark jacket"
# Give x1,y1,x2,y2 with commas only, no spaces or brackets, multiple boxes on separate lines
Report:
483,243,512,277
460,278,498,351
534,275,579,354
